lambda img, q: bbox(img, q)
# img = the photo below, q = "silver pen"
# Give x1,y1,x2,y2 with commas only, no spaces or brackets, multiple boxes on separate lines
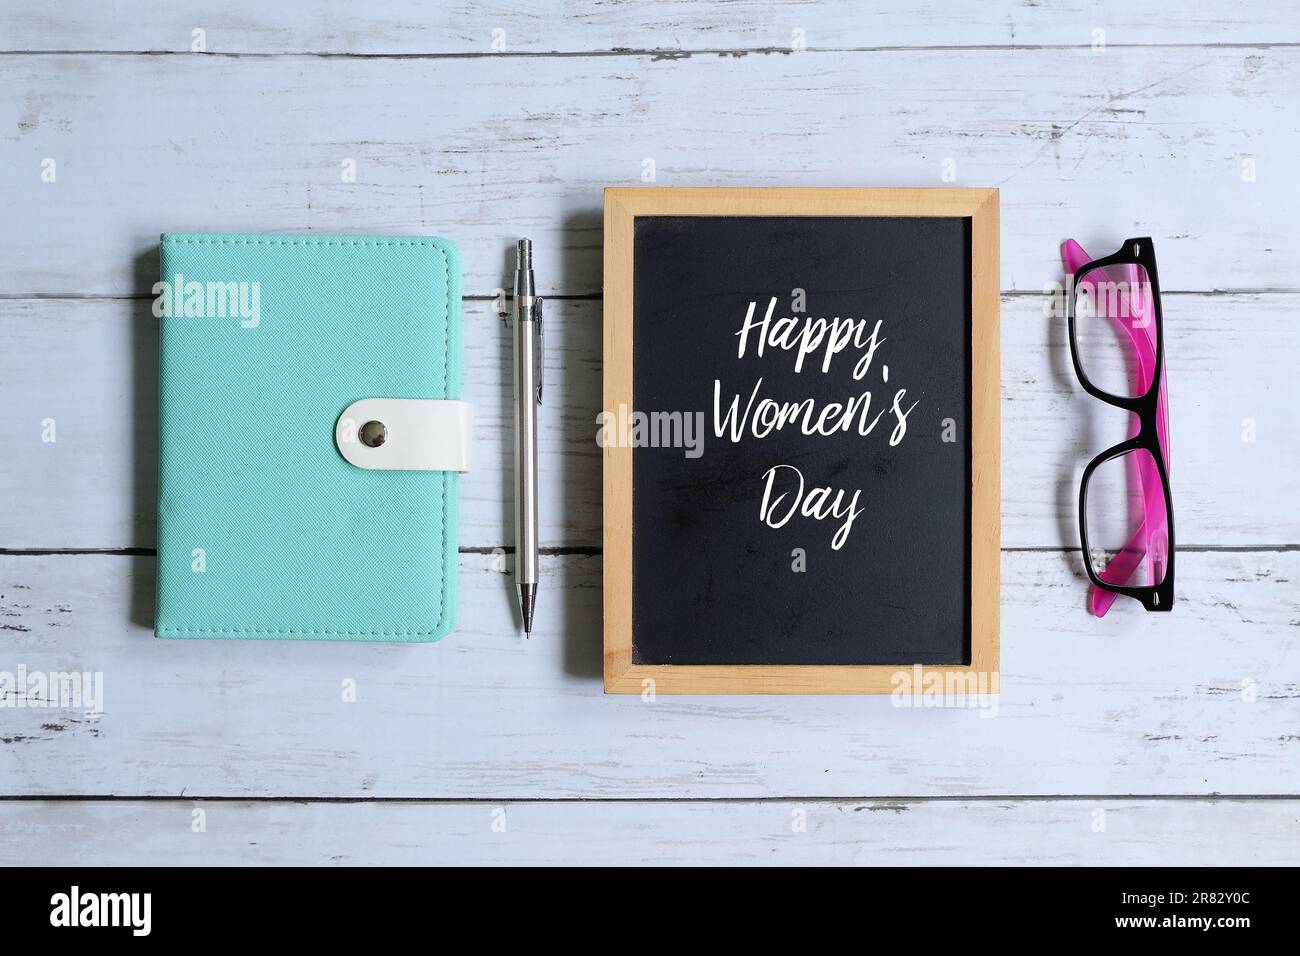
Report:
513,239,543,635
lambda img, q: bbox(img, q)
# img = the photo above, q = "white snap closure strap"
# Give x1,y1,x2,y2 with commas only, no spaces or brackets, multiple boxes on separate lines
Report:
335,398,473,472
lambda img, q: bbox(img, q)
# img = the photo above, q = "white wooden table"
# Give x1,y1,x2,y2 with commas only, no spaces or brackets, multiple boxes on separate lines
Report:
2,2,1297,865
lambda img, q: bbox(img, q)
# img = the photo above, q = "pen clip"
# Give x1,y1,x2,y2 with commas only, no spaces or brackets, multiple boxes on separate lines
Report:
533,298,545,405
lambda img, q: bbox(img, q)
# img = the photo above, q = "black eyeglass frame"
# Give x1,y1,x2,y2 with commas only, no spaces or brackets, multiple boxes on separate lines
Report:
1065,236,1175,612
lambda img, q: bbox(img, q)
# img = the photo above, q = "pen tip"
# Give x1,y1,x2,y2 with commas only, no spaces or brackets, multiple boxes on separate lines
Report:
520,584,536,636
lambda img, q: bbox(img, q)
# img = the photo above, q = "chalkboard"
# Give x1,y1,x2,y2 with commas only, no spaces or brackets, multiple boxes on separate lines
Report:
603,189,999,694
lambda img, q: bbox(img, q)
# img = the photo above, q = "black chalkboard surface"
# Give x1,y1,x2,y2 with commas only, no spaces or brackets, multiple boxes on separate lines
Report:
603,188,999,694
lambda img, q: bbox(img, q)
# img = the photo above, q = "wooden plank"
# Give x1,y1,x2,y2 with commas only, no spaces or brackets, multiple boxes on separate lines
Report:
3,294,1294,551
1005,291,1300,547
1,48,1296,296
0,295,602,551
1,549,1296,799
0,797,1295,865
3,2,1296,54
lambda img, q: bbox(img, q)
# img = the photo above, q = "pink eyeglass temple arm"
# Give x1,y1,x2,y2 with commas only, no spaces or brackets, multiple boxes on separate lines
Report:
1062,239,1170,617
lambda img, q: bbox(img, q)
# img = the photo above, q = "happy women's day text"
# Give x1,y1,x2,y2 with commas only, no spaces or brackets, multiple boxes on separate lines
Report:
598,297,919,550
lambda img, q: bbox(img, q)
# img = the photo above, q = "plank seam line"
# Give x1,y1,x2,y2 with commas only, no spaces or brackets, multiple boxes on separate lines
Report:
1,546,1296,557
0,794,1297,804
2,43,1299,59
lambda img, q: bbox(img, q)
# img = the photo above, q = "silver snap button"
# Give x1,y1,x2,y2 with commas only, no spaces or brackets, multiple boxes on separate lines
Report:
358,420,388,448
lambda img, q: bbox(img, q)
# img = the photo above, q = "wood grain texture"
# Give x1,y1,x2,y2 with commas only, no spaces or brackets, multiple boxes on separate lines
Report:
2,1,1296,862
0,296,602,552
1,549,1296,799
4,2,1298,53
1,798,1295,866
4,294,1294,551
1,47,1296,296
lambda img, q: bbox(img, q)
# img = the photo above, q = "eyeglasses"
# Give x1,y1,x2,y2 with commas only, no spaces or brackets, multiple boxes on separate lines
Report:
1063,237,1174,615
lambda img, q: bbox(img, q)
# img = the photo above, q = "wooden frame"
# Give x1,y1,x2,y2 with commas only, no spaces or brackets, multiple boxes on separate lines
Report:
603,187,1000,694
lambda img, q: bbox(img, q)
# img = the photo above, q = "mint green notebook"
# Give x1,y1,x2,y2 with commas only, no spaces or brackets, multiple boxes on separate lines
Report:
155,233,463,641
